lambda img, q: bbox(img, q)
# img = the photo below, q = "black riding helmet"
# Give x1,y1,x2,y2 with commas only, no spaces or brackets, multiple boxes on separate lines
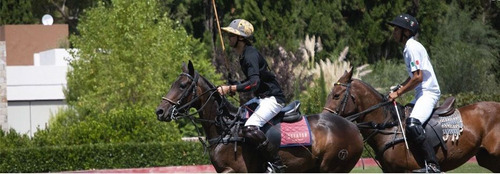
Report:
388,14,419,36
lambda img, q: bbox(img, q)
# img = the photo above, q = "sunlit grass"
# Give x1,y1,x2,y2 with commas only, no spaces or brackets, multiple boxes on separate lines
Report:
351,162,491,173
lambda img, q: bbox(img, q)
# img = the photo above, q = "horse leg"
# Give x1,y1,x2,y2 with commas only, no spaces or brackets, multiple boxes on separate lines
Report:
476,148,500,172
476,132,500,172
319,150,347,172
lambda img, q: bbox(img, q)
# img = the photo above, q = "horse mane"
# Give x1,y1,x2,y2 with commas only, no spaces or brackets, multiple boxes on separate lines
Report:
352,78,399,120
352,78,385,100
197,72,239,112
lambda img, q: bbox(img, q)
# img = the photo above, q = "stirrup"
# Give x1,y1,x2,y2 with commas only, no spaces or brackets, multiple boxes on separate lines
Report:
265,162,287,173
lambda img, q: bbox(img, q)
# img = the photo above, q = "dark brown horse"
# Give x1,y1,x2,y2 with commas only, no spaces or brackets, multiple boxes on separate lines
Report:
155,61,363,173
323,68,500,172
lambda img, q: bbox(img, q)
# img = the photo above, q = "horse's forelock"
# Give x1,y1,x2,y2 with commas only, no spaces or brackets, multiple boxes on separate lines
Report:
197,73,239,117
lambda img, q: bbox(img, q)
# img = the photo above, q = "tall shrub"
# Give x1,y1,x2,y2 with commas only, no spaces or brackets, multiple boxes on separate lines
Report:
430,2,499,94
33,0,223,145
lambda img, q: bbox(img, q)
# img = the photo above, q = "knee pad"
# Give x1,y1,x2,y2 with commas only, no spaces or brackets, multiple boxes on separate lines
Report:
242,125,267,145
406,118,426,144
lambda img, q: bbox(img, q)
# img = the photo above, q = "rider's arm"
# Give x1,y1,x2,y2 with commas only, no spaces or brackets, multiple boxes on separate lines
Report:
389,70,423,100
235,75,260,92
400,77,411,87
399,70,423,94
234,51,261,93
218,75,260,95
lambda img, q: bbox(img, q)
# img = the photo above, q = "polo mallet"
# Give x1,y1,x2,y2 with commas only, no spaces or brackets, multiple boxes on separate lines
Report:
394,101,409,149
212,0,225,52
212,0,235,84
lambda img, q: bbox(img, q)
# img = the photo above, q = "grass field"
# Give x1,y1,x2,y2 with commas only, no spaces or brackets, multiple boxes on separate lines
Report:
351,162,491,173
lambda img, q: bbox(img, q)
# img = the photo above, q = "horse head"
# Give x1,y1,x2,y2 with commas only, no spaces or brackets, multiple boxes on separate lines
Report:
323,67,391,123
156,60,205,122
323,67,359,117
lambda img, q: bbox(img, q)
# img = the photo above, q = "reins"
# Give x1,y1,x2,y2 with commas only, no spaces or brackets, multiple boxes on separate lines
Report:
344,101,392,122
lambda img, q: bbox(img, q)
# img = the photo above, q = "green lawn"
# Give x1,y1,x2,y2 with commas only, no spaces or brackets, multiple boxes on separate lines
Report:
351,162,491,173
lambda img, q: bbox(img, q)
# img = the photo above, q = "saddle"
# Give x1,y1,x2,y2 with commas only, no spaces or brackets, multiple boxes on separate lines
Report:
432,96,456,117
238,99,303,123
405,96,456,118
239,99,310,148
406,97,460,152
376,97,463,160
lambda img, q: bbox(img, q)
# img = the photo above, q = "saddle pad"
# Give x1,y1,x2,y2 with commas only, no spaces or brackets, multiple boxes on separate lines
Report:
439,109,463,142
280,117,312,147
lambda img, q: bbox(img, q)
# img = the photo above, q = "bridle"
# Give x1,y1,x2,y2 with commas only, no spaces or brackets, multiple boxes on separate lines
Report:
162,72,200,120
324,80,393,122
160,72,240,148
323,82,355,116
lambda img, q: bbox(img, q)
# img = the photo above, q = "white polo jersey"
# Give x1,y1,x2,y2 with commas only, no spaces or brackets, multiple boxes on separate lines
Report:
404,37,441,98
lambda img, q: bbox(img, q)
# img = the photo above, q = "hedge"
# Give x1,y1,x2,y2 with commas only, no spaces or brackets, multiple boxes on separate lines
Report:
0,142,211,173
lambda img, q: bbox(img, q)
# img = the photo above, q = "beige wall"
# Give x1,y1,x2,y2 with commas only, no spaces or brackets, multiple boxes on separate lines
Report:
0,41,7,132
0,24,68,65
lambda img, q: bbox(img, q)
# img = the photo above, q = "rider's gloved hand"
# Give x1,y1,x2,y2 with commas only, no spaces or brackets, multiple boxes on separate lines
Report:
388,84,402,101
390,84,403,93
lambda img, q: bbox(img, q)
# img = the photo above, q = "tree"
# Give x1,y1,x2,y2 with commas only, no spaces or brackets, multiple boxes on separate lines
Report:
31,0,110,34
67,0,221,115
430,2,499,94
0,0,34,25
32,0,223,144
340,0,412,65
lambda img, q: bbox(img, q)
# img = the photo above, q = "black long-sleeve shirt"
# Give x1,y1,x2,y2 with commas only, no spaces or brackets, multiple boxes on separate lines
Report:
236,45,286,104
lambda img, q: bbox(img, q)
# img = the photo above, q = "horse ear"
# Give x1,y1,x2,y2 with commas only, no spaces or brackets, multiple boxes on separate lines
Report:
347,67,354,81
188,60,195,76
339,67,354,82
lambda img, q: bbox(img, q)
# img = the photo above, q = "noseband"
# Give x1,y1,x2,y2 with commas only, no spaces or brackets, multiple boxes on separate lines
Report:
162,72,199,120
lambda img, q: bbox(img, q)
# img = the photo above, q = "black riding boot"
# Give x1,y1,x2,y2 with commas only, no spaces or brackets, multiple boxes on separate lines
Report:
406,118,441,173
243,126,286,173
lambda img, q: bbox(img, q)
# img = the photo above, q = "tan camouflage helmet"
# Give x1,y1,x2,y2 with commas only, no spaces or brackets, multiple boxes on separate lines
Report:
221,19,254,38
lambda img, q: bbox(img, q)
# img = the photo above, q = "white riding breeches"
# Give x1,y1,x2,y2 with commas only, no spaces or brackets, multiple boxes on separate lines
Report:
410,93,440,123
244,96,284,127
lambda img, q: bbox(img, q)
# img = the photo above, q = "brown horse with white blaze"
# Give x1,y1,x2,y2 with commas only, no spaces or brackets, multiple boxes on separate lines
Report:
155,61,363,173
323,68,500,172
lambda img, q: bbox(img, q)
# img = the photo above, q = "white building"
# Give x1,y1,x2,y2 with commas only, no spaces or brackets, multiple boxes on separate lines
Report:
6,49,74,137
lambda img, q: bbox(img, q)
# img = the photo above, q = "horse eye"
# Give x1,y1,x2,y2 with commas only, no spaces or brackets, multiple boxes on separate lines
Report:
333,94,340,99
179,83,187,89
